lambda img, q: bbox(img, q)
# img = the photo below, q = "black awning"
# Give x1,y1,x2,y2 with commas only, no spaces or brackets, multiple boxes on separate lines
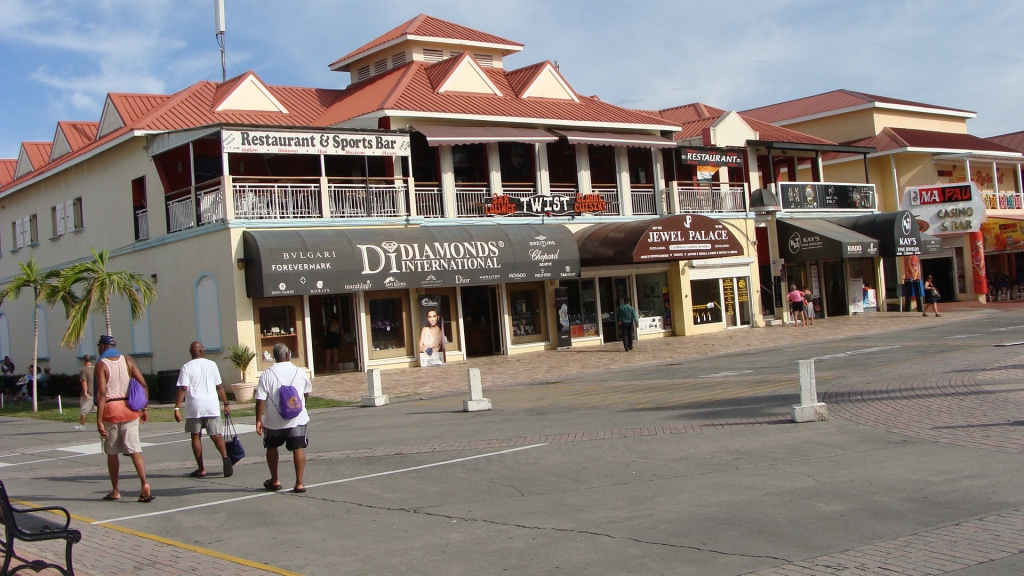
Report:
777,218,879,263
749,188,781,211
837,210,922,257
575,214,745,267
242,225,580,298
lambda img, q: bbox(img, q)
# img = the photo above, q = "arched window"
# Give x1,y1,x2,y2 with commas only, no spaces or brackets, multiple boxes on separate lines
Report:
36,305,49,360
131,293,152,355
194,273,222,351
0,313,10,360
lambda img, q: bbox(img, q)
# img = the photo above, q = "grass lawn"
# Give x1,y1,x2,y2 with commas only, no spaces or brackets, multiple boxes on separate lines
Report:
0,396,352,424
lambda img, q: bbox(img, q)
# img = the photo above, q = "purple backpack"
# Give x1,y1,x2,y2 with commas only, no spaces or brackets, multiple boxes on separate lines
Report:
126,378,148,411
275,368,303,419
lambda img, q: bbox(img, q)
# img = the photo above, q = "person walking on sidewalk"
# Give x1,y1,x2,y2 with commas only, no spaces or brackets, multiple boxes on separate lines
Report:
73,355,94,431
787,285,806,326
174,341,233,478
255,343,311,493
616,298,639,352
95,335,154,503
923,275,942,317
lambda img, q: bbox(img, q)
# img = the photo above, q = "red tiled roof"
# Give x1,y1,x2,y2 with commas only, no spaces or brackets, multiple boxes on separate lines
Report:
319,61,675,128
0,160,16,186
505,61,547,97
57,121,99,151
22,142,52,170
741,89,975,124
822,127,1019,163
424,53,473,92
653,103,834,145
330,14,523,70
987,131,1024,153
107,93,171,125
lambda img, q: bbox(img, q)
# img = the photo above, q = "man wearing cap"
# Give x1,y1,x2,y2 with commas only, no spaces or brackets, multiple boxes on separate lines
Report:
73,354,95,431
174,341,233,478
255,343,311,493
95,335,154,502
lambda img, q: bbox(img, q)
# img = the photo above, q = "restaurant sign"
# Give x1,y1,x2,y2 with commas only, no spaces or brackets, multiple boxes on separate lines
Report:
900,182,984,235
221,129,411,156
780,182,876,210
484,193,607,216
681,147,743,167
242,225,580,298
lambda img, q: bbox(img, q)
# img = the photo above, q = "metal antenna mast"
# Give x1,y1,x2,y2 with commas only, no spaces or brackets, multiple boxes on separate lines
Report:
214,0,226,81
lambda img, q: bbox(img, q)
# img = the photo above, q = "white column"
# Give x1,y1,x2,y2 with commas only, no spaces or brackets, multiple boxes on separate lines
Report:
815,154,825,183
319,154,330,218
398,155,417,217
487,142,503,196
993,162,1000,194
889,155,900,210
575,143,592,195
965,158,972,183
440,145,456,218
616,147,633,216
188,142,198,227
536,143,550,195
221,150,234,220
302,295,315,379
1017,163,1023,209
652,148,667,215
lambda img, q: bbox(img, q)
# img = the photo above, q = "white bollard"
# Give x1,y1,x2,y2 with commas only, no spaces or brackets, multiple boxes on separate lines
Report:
791,359,828,423
463,368,491,412
361,369,389,407
57,394,62,414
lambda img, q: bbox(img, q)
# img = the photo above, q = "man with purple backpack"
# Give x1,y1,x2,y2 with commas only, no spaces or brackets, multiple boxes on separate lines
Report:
255,343,312,493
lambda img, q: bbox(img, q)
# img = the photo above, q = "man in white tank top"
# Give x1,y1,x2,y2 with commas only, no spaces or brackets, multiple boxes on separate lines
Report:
95,335,154,502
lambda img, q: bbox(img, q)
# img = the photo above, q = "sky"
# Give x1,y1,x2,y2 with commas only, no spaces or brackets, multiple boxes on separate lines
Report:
1,0,1022,158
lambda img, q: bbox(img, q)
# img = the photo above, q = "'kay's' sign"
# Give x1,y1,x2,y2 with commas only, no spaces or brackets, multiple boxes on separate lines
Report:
222,129,411,156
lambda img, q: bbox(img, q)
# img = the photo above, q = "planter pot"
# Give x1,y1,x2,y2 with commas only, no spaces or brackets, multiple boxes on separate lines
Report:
231,383,257,403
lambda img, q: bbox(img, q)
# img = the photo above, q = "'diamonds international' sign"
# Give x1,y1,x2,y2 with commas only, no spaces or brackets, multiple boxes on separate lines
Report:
242,225,580,298
222,129,411,156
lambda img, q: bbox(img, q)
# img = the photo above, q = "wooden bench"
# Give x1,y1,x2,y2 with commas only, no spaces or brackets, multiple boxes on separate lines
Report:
0,480,82,575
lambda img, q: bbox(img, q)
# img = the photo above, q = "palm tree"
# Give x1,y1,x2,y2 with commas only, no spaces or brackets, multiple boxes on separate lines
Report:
0,259,64,412
54,248,157,348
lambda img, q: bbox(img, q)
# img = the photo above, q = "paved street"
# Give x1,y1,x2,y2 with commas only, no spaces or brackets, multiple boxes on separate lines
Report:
4,307,1024,575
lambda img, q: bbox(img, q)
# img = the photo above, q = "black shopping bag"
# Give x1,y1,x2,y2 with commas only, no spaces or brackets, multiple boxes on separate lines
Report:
223,413,245,464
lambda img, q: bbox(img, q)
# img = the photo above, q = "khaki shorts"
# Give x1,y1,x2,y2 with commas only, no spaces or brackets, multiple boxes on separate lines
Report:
79,395,95,416
185,416,223,436
102,419,142,455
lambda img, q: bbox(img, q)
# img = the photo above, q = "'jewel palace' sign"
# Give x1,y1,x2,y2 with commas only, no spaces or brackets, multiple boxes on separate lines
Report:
222,129,411,156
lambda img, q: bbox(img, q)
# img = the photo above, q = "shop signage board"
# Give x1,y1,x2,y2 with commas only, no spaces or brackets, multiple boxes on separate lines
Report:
484,193,607,216
780,182,877,211
900,182,985,236
681,147,743,167
417,295,447,367
632,214,744,261
554,287,572,349
777,218,879,264
981,218,1024,253
222,129,411,156
242,225,580,298
837,210,923,257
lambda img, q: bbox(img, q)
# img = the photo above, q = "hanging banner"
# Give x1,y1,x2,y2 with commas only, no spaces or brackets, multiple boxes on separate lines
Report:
981,218,1024,253
417,295,447,367
780,182,877,210
553,287,572,349
969,231,987,297
221,129,411,156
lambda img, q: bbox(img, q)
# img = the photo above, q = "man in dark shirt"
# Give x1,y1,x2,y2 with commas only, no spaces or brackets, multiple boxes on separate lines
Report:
616,298,638,352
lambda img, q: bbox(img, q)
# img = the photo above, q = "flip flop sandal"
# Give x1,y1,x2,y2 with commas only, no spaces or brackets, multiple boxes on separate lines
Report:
263,479,282,491
189,470,207,478
292,487,307,493
222,456,234,478
102,493,120,501
138,494,156,503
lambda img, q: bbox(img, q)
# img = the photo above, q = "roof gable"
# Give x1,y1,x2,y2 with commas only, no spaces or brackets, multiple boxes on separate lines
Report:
214,71,289,113
508,62,578,102
15,142,51,179
742,89,976,125
0,160,16,186
96,96,126,138
50,126,72,161
329,14,523,71
706,111,758,147
428,53,502,96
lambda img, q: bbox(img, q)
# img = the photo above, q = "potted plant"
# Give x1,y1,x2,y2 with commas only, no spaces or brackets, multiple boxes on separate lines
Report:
226,344,257,402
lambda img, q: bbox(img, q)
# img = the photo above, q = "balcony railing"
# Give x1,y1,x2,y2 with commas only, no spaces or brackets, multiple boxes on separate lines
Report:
415,185,444,218
166,196,195,233
675,182,746,213
233,177,321,220
590,184,621,216
135,208,149,241
631,185,657,216
455,184,490,218
197,183,225,224
983,191,1024,210
165,179,226,233
328,178,408,218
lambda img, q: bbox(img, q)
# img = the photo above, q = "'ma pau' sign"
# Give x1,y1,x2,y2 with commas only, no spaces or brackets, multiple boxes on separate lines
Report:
222,129,410,156
900,182,985,235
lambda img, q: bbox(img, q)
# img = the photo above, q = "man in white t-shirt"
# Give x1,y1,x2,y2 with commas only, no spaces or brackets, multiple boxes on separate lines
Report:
255,343,312,493
174,341,232,478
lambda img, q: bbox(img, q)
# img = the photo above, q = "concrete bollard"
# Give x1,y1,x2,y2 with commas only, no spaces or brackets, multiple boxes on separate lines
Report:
463,368,492,412
362,369,389,407
791,359,828,423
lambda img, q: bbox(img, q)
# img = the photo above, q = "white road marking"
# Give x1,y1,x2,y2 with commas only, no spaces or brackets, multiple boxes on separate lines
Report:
944,334,980,339
809,346,901,361
991,325,1024,332
994,341,1024,347
91,443,547,526
698,370,753,378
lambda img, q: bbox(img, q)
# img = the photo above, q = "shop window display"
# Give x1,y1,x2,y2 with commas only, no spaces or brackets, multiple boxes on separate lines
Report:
367,293,409,359
636,273,671,331
508,282,547,344
559,279,598,338
691,279,723,325
253,296,305,371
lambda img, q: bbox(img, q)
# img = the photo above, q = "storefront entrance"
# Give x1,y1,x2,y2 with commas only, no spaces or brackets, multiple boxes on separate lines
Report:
309,294,358,373
461,285,503,357
921,257,956,302
823,260,848,317
599,276,631,343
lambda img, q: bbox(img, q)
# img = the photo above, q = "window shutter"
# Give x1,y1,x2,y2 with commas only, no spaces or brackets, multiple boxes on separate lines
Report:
15,219,24,248
373,59,388,75
474,54,494,67
26,216,35,243
422,49,444,63
65,199,76,231
356,66,370,81
391,51,406,67
55,203,66,235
